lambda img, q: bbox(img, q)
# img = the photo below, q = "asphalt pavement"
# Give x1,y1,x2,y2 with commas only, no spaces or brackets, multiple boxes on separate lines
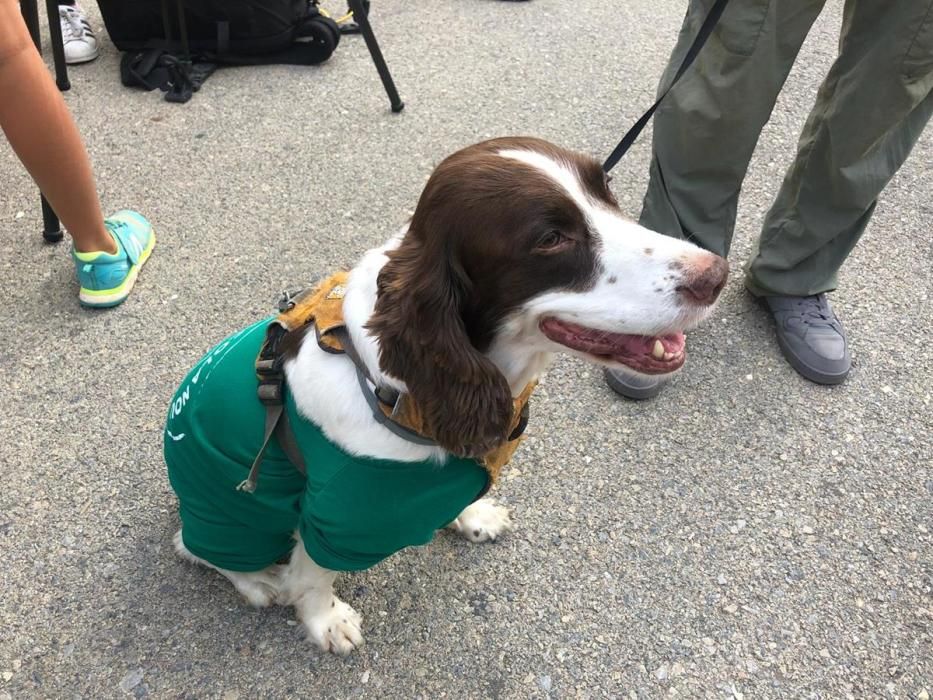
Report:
1,0,931,697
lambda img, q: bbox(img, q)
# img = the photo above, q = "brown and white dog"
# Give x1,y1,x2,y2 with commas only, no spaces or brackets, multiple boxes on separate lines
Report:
176,137,727,654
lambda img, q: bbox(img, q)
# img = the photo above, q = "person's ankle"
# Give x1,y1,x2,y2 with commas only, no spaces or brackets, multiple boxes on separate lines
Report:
74,230,118,255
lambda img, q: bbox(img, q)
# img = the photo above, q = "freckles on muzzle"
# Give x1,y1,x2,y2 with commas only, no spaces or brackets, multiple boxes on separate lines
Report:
674,253,729,306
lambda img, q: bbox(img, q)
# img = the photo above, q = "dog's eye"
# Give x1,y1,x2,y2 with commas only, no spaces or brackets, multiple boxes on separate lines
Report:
535,230,568,252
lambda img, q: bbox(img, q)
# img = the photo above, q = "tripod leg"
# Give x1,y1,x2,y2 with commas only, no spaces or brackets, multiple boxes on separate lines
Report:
20,0,41,48
21,0,65,242
346,0,404,113
41,196,64,243
45,0,70,91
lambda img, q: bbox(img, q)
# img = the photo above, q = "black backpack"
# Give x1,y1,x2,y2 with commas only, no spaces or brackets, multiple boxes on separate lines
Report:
99,0,341,101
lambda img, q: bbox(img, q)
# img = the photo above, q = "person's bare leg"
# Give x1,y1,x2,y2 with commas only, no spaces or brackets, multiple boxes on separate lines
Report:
0,0,116,253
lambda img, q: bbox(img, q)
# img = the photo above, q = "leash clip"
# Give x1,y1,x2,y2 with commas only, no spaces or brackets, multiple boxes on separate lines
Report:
277,289,302,312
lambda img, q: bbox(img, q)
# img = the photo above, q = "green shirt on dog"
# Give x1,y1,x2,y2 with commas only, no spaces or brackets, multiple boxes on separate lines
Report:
164,318,489,572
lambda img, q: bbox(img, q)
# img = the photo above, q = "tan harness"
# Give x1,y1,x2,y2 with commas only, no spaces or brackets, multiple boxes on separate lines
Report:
240,273,534,492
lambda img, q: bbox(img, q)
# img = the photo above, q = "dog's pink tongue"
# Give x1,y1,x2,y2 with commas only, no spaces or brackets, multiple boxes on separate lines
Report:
539,318,685,357
614,334,656,354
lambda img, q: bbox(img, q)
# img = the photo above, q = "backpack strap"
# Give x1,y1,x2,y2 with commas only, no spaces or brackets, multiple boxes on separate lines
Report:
215,20,230,55
120,48,170,91
120,48,217,102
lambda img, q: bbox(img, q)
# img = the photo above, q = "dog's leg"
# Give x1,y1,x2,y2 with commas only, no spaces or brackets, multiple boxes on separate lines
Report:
447,498,513,543
279,536,363,656
173,530,280,607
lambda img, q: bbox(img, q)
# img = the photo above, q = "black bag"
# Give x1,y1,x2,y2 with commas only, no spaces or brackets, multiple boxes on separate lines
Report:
98,0,331,56
100,0,340,102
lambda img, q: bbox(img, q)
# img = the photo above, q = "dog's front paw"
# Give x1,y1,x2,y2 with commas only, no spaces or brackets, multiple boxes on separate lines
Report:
302,597,364,656
449,498,513,543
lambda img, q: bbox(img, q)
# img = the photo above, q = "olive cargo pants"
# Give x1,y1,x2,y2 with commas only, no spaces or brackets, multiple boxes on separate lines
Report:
641,0,933,296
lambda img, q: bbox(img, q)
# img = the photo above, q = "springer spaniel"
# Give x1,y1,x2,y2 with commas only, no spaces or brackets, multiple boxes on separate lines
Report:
166,137,727,655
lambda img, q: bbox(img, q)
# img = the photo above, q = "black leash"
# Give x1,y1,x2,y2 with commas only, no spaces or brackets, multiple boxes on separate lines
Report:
603,0,731,173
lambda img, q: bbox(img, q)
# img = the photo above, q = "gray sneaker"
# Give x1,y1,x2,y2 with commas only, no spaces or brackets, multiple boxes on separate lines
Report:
763,293,850,385
603,368,667,400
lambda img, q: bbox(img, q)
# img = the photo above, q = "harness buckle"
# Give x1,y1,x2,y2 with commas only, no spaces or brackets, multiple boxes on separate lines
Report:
374,385,401,410
257,381,283,405
256,358,278,375
236,478,257,493
508,402,531,441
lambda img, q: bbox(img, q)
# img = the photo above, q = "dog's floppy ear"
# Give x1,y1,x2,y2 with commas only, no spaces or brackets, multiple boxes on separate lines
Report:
366,233,513,458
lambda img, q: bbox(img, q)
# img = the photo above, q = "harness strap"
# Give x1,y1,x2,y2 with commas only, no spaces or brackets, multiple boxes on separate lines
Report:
274,407,307,474
237,403,285,493
240,322,307,493
243,273,535,494
328,326,439,447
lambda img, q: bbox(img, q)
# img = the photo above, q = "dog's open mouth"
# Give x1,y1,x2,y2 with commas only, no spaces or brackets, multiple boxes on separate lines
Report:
539,317,686,374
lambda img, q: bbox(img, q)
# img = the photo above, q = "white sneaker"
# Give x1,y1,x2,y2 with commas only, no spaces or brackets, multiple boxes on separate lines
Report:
59,5,100,64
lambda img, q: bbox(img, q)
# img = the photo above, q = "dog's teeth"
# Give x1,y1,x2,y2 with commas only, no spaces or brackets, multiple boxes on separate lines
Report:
652,340,665,360
663,351,675,361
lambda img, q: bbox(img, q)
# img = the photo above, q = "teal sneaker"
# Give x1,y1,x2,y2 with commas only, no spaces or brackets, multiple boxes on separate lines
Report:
72,210,155,308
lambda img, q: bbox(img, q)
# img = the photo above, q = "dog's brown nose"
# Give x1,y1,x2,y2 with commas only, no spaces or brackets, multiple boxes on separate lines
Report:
677,254,729,305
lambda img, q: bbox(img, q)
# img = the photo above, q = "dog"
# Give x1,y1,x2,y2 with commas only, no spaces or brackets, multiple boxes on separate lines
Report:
164,137,728,655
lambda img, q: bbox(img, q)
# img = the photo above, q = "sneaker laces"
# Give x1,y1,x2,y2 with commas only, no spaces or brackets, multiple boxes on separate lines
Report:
794,294,838,329
59,7,87,42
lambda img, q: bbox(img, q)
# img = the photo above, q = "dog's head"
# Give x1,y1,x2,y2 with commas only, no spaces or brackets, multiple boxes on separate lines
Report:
367,137,727,457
